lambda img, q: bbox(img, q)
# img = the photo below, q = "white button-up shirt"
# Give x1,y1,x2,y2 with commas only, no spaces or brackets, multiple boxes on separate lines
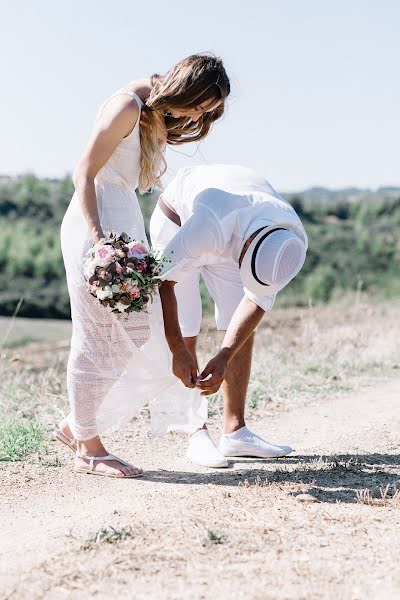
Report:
160,164,308,310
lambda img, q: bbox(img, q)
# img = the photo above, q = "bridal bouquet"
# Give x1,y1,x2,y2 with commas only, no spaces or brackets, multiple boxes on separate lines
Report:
84,232,165,314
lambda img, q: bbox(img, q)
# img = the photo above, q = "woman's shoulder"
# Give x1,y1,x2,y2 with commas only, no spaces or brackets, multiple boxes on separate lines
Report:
97,79,151,122
122,78,152,103
97,90,142,128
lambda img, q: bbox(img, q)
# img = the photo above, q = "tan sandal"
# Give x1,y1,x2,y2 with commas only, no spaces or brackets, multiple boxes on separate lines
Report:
53,429,77,453
74,453,144,478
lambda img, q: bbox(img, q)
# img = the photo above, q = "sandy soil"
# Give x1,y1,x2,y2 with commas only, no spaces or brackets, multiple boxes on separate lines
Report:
1,374,399,600
1,300,399,599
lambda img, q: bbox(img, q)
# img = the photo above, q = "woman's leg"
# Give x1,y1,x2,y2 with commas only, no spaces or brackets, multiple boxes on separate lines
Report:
59,292,144,477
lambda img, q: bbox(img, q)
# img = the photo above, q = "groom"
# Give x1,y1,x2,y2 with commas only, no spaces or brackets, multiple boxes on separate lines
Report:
150,164,307,468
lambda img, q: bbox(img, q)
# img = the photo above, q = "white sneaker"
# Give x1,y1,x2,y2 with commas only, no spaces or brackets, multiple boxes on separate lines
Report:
187,429,229,468
219,426,293,458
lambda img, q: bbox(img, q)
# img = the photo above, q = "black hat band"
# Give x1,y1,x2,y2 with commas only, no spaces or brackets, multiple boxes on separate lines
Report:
250,227,287,286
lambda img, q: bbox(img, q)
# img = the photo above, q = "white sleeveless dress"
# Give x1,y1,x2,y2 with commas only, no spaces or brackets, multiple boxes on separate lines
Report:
61,91,207,441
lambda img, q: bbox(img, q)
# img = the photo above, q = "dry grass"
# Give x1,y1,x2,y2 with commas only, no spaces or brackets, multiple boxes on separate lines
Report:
82,526,134,550
356,483,400,506
198,296,400,417
1,296,400,599
0,295,399,455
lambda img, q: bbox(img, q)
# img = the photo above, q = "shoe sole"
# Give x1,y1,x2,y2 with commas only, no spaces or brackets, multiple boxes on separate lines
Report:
221,451,292,459
74,468,144,478
201,463,228,468
187,455,228,469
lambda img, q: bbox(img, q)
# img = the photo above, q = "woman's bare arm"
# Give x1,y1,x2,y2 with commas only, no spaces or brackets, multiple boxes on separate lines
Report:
72,96,139,242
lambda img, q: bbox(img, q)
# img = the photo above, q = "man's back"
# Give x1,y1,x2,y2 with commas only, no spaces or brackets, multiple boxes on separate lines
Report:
161,164,306,250
164,164,287,223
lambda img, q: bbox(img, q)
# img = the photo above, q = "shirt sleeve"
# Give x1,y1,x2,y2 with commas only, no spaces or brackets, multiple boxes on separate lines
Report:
159,175,179,211
244,288,276,312
160,206,222,284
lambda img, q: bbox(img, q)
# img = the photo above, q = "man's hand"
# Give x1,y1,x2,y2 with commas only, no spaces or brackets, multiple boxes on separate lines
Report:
159,280,195,387
172,345,198,389
196,350,230,396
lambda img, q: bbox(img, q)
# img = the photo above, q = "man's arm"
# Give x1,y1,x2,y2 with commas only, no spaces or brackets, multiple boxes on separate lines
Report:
159,280,198,388
196,296,265,395
158,204,221,388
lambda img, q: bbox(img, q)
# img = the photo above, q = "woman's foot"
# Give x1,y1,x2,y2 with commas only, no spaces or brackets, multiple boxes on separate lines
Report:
58,417,74,441
75,438,143,478
54,418,77,452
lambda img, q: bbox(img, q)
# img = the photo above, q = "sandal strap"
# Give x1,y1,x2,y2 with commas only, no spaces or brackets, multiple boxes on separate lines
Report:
54,429,77,447
76,453,131,471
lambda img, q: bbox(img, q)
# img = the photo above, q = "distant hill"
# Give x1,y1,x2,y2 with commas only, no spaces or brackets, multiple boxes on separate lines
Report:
285,186,400,207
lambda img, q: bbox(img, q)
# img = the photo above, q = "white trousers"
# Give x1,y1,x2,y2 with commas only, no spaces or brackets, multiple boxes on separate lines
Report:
150,204,244,337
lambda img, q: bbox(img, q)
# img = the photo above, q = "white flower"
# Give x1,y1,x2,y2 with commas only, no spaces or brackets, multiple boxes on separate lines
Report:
83,257,94,275
96,286,113,300
115,301,129,312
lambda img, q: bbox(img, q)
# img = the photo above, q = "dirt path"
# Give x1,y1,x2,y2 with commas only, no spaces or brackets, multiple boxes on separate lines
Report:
1,377,400,600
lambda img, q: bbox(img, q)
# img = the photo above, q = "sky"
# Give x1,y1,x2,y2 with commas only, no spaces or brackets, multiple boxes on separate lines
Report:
1,0,399,191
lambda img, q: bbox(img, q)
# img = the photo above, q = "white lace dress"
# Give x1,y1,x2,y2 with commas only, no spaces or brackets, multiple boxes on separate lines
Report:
61,91,207,441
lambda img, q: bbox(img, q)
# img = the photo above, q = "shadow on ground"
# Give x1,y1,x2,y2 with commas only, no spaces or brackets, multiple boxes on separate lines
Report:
137,453,400,504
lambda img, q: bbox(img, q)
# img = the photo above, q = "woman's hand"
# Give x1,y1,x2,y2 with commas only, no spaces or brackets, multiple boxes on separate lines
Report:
92,229,106,244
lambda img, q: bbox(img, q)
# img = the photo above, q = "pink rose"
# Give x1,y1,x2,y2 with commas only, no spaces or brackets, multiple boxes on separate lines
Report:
130,285,140,299
115,262,123,274
95,245,115,266
97,245,114,260
127,242,148,259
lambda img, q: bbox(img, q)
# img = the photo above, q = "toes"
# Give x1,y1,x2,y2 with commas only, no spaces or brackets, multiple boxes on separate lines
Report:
128,465,143,477
99,461,125,477
76,457,143,477
119,465,131,477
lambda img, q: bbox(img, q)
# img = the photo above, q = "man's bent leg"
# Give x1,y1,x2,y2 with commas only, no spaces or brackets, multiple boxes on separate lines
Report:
219,330,293,459
222,332,255,434
200,264,293,459
184,336,228,467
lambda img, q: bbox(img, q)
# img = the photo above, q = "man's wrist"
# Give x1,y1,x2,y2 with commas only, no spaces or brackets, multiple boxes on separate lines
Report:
218,346,234,364
168,337,187,355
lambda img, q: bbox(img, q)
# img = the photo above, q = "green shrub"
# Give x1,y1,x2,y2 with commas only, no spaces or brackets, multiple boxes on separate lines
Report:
0,175,399,317
0,415,48,461
305,265,336,303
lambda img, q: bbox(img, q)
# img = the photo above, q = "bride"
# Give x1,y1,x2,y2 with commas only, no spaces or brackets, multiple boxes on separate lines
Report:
56,54,230,478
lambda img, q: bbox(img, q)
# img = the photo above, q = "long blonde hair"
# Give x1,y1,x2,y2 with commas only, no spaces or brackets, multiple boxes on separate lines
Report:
139,53,230,193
